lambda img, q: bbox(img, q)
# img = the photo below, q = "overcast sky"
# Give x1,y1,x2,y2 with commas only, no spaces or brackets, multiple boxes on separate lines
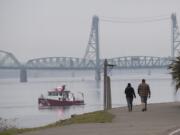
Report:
0,0,180,62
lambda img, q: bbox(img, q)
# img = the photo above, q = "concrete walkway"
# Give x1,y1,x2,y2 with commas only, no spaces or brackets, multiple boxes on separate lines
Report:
19,102,180,135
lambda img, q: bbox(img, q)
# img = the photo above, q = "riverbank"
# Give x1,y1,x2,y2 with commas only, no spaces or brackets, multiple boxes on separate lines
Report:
14,102,180,135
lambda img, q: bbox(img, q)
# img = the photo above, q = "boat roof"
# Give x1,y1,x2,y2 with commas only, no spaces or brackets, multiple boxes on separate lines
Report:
48,86,70,93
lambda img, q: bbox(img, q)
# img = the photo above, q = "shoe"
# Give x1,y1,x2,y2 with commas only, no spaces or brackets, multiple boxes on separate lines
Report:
142,108,145,112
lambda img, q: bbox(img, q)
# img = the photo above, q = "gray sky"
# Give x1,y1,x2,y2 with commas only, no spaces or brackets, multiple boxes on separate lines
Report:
0,0,180,62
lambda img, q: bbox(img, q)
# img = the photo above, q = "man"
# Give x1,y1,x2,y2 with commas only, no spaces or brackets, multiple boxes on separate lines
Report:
125,83,136,112
138,79,151,111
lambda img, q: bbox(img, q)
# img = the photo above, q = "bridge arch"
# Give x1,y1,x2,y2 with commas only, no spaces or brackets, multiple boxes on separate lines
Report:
0,50,21,69
0,50,27,82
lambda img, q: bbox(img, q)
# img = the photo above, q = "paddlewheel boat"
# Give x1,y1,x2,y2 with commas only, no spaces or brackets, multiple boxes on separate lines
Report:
38,85,84,107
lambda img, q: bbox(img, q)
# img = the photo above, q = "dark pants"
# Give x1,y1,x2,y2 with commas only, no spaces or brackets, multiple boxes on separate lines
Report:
126,97,133,111
141,96,148,110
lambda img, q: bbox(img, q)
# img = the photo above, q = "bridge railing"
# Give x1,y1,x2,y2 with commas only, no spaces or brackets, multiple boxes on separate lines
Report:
107,56,172,69
26,57,97,69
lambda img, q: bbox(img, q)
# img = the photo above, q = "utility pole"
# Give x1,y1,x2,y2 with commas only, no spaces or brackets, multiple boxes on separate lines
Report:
104,59,108,110
171,13,180,58
104,59,114,110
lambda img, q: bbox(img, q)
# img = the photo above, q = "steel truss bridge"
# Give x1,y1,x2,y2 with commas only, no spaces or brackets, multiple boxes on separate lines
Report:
0,13,180,82
0,54,172,70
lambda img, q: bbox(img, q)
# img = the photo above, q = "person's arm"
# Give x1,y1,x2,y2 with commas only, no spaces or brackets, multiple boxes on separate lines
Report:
138,84,140,95
125,88,127,95
148,85,151,98
133,88,136,98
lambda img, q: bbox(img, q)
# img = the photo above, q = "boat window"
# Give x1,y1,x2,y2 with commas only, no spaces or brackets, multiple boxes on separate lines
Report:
48,92,58,96
59,92,62,96
54,92,58,96
48,92,52,96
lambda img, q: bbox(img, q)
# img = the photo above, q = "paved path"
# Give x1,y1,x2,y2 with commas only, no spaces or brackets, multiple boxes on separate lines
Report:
19,102,180,135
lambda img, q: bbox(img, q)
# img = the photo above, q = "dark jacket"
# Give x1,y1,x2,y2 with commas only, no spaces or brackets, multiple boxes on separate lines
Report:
125,86,136,98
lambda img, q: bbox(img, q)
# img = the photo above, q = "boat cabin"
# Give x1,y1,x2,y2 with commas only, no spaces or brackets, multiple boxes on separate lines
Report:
48,90,71,101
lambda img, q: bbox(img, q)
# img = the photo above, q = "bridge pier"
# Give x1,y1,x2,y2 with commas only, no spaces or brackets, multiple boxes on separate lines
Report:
95,67,101,81
20,67,27,82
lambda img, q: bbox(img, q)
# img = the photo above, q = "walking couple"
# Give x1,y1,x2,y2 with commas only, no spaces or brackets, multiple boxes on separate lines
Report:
125,79,151,112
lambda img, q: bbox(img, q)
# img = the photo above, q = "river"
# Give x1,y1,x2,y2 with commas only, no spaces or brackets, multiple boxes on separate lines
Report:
0,69,179,128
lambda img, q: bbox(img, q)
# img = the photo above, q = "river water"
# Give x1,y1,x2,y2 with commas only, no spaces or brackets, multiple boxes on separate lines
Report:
0,69,179,128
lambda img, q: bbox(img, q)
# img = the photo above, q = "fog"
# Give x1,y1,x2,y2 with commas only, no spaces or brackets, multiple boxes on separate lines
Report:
0,0,180,62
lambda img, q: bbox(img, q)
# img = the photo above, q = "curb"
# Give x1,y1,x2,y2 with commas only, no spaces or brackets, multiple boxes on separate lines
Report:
169,128,180,135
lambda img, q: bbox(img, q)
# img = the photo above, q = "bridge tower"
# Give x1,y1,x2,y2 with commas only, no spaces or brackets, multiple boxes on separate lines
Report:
84,15,100,81
171,13,180,58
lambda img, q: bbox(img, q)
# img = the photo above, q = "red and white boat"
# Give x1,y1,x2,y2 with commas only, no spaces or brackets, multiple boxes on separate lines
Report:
38,85,84,107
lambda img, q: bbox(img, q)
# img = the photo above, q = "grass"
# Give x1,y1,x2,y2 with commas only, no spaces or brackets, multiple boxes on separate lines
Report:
0,110,114,135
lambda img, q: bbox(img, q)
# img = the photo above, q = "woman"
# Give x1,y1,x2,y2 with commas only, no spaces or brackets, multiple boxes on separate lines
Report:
125,83,136,112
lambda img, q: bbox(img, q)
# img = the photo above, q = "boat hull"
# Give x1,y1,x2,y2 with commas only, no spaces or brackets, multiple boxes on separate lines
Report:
38,98,84,107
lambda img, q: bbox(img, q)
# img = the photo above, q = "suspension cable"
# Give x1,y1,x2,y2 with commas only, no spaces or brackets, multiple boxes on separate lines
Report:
100,15,170,23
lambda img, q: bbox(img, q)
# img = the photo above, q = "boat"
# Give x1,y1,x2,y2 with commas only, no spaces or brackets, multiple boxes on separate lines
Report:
38,85,84,107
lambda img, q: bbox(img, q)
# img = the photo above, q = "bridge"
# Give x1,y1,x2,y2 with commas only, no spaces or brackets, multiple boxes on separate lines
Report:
0,13,179,82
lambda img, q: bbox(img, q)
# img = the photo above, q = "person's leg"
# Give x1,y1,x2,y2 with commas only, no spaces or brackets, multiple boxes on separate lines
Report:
141,97,146,111
126,97,131,112
129,98,133,111
144,96,148,111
